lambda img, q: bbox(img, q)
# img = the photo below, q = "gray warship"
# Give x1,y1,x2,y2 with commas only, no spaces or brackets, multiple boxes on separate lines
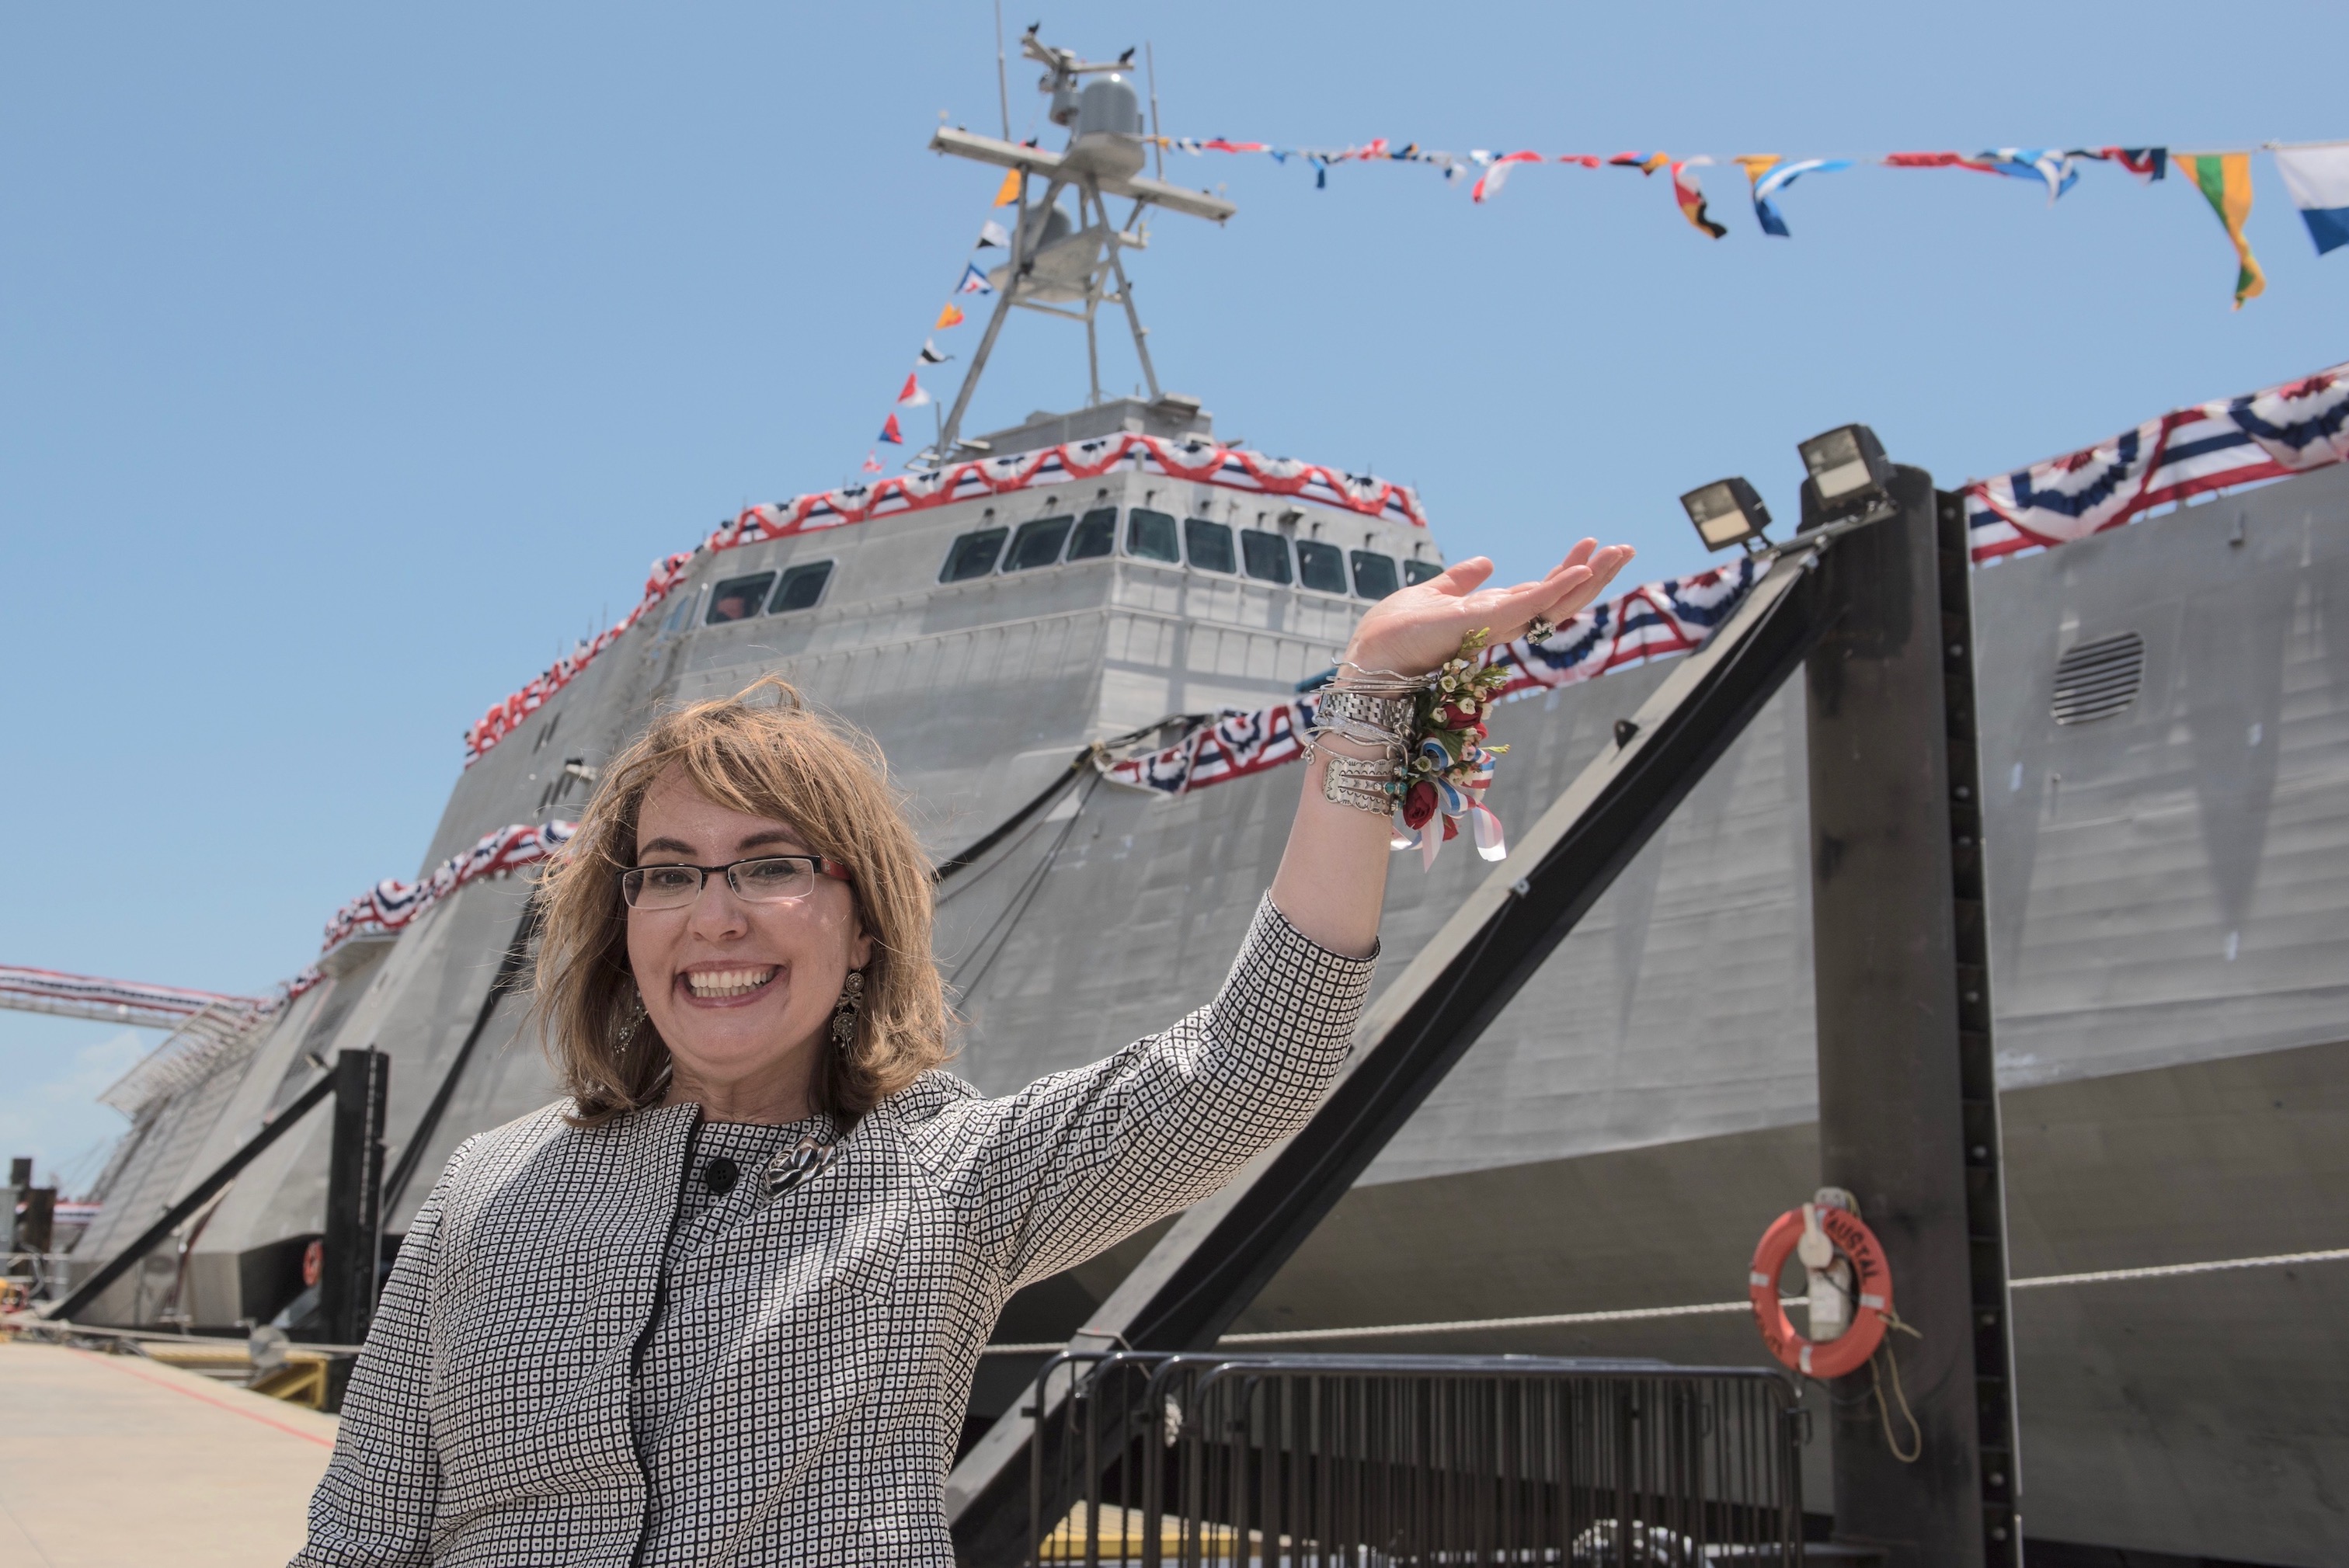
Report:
38,37,2349,1567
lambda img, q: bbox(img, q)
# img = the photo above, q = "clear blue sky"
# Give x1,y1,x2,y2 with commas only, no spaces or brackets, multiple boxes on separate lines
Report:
2,2,2341,1187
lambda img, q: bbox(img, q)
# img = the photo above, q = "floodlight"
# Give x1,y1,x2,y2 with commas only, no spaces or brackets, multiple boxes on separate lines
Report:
1796,424,1893,521
1680,478,1773,553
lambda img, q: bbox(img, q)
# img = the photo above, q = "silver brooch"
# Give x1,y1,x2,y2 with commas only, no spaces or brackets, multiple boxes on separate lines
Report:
763,1135,839,1200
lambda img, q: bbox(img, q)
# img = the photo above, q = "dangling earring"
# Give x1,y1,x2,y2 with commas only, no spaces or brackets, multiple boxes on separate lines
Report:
618,989,648,1054
830,971,865,1055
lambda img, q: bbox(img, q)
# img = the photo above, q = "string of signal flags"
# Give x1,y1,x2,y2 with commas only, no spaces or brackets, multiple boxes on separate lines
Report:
1145,134,2347,310
861,139,2347,471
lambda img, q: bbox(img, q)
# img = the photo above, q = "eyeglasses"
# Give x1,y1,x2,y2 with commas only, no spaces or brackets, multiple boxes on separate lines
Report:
619,855,852,911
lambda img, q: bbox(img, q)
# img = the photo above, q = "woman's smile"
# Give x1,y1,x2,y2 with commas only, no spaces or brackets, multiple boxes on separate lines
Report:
678,963,782,1004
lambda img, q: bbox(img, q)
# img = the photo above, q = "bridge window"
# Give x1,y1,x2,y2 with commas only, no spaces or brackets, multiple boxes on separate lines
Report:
941,527,1009,582
1404,558,1445,586
1241,530,1293,585
1126,508,1180,563
1004,516,1074,571
1185,517,1237,574
1067,507,1117,560
1295,539,1347,595
1350,551,1401,601
707,572,775,624
769,561,833,613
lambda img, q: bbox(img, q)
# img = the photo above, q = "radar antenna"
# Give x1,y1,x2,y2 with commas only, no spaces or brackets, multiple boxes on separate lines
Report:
922,29,1234,464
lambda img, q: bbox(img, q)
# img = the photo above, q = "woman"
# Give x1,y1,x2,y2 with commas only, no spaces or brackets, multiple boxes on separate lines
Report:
297,540,1632,1566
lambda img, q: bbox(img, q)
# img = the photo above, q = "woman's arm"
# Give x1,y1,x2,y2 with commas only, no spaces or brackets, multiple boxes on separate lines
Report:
949,893,1377,1292
1268,540,1634,957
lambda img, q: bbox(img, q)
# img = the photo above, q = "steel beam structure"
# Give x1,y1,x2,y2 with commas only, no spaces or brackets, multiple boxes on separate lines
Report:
320,1048,390,1347
948,527,1862,1563
43,1069,338,1323
1802,469,2016,1566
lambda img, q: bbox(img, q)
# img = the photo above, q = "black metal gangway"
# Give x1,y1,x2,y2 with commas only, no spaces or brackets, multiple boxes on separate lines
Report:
1025,1351,1806,1566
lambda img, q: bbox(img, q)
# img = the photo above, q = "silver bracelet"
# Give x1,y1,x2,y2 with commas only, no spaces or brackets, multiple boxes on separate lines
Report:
1314,688,1415,741
1319,748,1399,814
1335,659,1425,688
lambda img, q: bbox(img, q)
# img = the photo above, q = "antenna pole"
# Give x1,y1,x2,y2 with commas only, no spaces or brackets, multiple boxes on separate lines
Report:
1098,181,1161,401
992,0,1011,140
1145,41,1164,180
935,172,1070,457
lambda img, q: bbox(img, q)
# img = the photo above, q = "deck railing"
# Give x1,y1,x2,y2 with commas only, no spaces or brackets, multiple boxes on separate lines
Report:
1026,1352,1805,1566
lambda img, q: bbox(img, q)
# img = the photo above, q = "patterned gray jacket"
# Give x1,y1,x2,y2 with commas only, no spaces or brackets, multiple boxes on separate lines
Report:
294,896,1374,1566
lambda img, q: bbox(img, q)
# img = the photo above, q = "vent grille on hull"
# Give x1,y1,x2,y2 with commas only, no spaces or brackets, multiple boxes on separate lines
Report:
2051,632,2145,725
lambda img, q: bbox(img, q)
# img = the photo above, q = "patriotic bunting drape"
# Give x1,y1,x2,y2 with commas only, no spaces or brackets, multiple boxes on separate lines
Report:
1964,361,2349,562
321,821,576,958
1104,558,1764,798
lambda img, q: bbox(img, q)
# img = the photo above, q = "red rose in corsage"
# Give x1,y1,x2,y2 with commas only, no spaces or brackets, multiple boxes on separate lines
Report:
1390,628,1513,869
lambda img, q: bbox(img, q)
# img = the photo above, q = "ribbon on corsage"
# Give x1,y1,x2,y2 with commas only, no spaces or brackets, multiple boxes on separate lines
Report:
1388,630,1513,869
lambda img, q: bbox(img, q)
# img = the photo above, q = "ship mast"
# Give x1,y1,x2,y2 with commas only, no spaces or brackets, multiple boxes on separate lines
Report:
920,28,1234,464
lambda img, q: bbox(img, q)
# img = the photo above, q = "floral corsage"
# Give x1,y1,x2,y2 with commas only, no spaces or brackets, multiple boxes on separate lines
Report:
1393,631,1511,868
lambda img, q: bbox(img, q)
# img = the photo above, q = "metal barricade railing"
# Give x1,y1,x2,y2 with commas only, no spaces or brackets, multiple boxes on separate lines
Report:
2,1251,74,1307
1027,1353,1804,1566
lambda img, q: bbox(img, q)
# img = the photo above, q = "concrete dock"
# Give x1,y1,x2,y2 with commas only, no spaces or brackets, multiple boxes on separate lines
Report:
0,1340,335,1566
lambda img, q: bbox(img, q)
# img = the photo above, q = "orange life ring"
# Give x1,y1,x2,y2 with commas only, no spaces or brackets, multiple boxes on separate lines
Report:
1749,1202,1891,1379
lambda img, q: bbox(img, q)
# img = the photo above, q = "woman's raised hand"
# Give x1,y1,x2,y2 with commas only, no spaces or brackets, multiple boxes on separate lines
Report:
1343,539,1637,678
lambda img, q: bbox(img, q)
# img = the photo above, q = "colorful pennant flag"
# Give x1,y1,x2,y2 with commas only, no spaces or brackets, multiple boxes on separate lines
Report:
2086,146,2167,182
896,373,931,408
877,413,904,445
992,168,1022,207
1470,151,1542,203
2272,142,2349,256
1973,148,2080,203
976,219,1011,249
2177,152,2266,308
957,262,994,295
861,450,884,474
1742,157,1851,238
918,339,952,364
934,303,966,330
1670,157,1727,238
1610,151,1671,174
1881,151,1981,170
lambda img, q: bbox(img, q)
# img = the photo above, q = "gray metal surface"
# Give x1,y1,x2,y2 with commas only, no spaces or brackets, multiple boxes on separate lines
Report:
1976,464,2349,1090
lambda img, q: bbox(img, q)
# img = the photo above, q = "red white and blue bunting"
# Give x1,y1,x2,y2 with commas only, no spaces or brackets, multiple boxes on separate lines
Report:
463,435,1427,763
321,820,576,958
0,965,273,1027
1482,557,1764,702
1103,559,1764,800
1964,361,2349,562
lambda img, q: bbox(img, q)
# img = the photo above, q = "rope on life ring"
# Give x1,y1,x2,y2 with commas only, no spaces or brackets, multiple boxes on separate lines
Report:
1749,1201,1892,1379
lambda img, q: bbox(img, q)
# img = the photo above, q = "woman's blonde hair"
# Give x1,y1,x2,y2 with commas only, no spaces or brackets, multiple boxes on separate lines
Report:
531,677,948,1126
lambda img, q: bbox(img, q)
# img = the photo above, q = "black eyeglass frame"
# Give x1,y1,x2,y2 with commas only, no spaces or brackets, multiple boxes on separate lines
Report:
618,854,854,909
